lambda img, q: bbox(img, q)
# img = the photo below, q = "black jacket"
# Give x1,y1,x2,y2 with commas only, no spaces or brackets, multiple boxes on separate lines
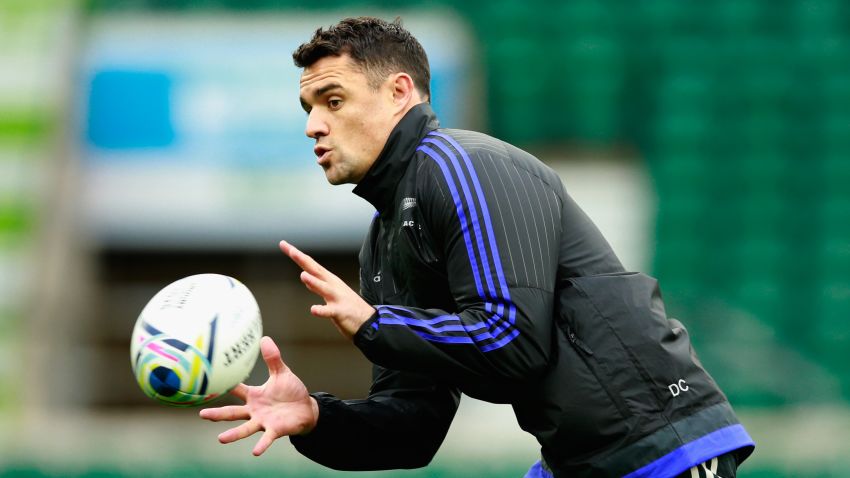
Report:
290,104,754,477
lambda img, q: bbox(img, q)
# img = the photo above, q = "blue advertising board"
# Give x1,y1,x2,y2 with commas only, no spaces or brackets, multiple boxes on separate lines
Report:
78,13,478,249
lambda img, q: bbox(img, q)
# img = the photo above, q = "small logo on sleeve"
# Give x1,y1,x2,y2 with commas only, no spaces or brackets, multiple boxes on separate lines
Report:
668,379,690,397
401,197,417,210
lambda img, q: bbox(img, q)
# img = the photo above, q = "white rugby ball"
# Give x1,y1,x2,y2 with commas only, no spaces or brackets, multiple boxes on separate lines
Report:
130,273,262,406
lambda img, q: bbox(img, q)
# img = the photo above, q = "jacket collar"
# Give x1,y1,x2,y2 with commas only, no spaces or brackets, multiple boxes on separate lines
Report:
353,103,440,212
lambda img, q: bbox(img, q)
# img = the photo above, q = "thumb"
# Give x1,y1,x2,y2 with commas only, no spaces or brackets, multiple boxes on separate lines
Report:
261,336,286,376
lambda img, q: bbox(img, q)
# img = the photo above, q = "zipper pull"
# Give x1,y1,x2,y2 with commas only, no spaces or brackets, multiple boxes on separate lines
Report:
568,328,594,355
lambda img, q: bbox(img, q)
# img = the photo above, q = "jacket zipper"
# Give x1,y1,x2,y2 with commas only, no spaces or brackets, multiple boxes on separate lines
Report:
567,326,594,356
565,324,632,419
374,218,386,302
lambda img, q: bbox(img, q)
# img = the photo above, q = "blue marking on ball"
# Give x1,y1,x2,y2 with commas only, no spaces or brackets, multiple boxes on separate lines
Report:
150,366,181,397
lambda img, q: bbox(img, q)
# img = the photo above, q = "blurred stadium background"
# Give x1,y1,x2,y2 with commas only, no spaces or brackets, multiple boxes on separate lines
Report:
2,0,849,476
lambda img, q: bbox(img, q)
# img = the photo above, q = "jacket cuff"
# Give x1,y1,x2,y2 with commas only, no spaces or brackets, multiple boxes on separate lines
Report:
353,309,380,349
289,392,337,450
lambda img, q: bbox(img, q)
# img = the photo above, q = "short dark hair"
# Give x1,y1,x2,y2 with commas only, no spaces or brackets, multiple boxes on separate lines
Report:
292,16,431,101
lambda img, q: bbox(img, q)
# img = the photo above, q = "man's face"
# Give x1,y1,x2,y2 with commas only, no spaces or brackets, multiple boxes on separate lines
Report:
299,54,397,185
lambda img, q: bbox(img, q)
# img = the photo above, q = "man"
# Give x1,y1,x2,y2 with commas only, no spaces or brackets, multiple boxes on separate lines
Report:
199,17,755,478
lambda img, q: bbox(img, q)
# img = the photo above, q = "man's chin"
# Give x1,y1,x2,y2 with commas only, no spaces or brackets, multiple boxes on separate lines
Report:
323,165,361,185
324,171,348,186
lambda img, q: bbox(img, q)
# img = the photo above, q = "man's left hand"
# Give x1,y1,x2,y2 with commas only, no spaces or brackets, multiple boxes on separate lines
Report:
279,240,376,340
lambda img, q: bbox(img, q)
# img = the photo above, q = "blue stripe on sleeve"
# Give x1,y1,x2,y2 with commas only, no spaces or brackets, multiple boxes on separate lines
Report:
377,306,519,348
384,136,519,352
377,308,486,334
378,305,462,326
421,137,498,299
429,131,517,323
416,144,485,298
409,332,475,344
622,424,755,478
481,329,521,352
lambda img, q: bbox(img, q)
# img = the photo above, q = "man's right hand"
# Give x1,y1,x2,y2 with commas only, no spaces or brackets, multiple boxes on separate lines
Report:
199,336,319,456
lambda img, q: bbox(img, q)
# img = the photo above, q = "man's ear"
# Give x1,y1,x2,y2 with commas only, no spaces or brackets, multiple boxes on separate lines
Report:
390,72,418,111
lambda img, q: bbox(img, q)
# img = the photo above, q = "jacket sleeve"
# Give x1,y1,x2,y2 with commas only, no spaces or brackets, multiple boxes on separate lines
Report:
354,140,562,383
289,365,460,470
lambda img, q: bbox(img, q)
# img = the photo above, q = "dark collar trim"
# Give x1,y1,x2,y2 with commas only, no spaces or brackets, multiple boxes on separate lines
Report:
353,103,440,212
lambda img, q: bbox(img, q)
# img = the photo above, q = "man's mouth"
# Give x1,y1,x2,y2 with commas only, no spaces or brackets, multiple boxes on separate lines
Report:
314,145,331,166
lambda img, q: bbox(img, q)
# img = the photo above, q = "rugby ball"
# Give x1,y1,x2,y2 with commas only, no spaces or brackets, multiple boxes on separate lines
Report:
130,273,262,406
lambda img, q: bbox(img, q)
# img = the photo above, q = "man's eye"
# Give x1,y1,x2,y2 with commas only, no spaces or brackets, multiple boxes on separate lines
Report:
328,99,343,109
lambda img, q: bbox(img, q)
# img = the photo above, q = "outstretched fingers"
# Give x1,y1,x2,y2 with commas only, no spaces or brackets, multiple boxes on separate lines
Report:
252,430,279,456
300,270,333,298
261,336,287,376
310,304,334,319
229,383,249,401
199,405,249,422
218,420,261,444
280,240,330,278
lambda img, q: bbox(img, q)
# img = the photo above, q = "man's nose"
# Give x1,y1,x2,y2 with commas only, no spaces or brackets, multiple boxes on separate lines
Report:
305,110,329,139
